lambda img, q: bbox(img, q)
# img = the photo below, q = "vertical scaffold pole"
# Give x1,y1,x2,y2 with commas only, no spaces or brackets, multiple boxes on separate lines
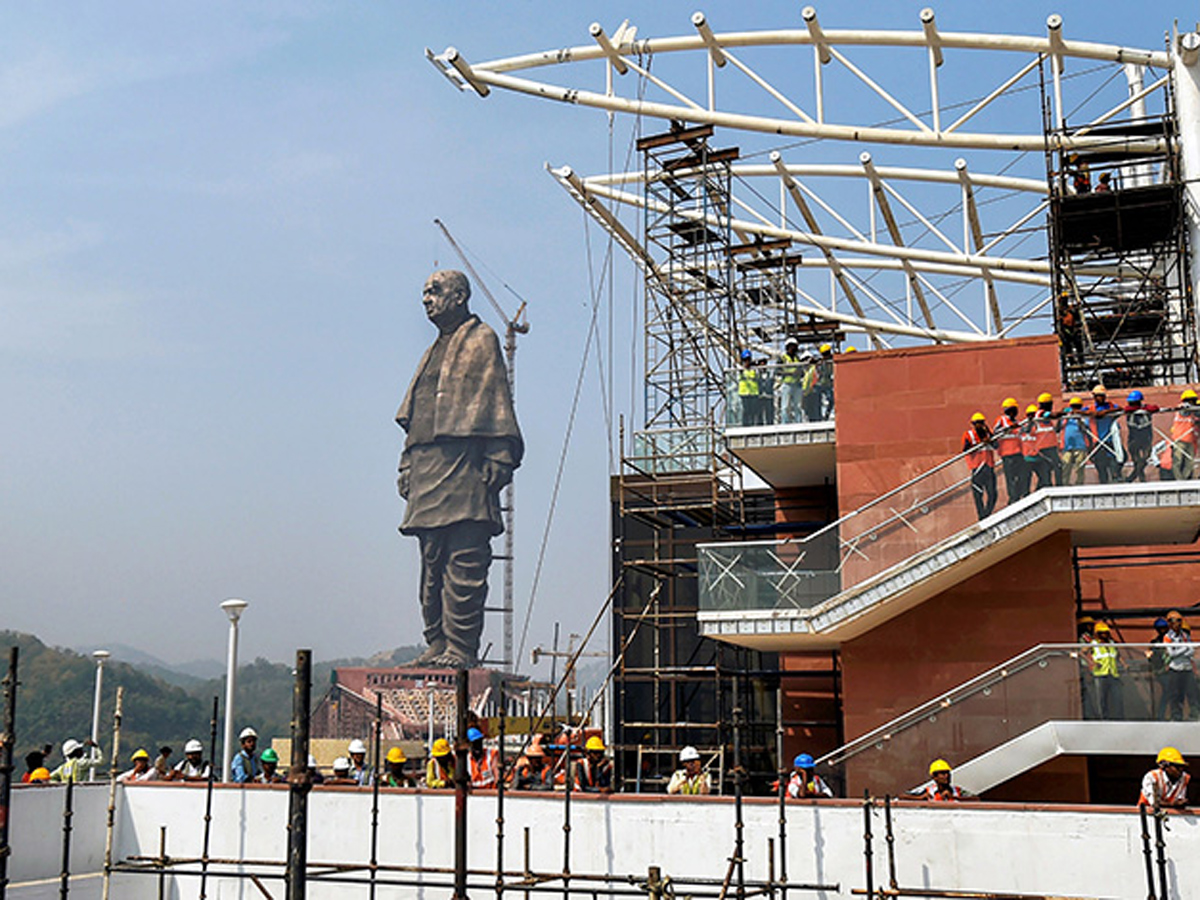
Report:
562,691,573,900
1153,809,1168,900
101,687,124,900
883,796,897,891
286,650,312,900
862,792,874,900
0,647,18,900
775,684,787,900
199,696,218,900
1139,804,1157,900
732,675,745,900
369,690,382,900
59,776,74,899
496,682,506,900
454,668,470,900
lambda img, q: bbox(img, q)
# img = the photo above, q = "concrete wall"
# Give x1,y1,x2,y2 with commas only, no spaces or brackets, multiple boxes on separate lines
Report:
8,782,109,883
12,783,1180,900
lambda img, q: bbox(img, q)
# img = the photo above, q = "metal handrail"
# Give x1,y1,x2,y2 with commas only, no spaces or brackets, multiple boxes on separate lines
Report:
815,641,1185,768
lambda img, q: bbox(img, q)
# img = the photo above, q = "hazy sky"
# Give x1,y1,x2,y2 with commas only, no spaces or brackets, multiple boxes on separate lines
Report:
0,2,1181,677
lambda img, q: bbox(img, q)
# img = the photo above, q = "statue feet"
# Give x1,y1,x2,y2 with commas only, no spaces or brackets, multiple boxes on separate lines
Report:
429,651,476,670
402,641,447,667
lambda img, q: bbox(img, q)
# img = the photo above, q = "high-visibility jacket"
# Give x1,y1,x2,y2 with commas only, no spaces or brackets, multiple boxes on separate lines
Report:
469,749,499,788
737,367,759,397
1139,768,1190,808
779,353,804,384
1033,413,1059,451
1019,417,1040,458
574,756,614,792
1162,630,1195,672
1171,406,1199,445
666,769,711,795
962,429,995,470
910,780,969,802
49,748,104,784
992,414,1022,457
425,757,454,789
787,771,833,798
1091,643,1119,677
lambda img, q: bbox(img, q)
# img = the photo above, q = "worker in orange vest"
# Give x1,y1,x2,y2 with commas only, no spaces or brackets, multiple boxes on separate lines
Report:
1163,389,1200,480
993,398,1026,503
1018,404,1041,496
1030,392,1061,488
1139,747,1189,810
962,413,996,520
466,727,499,789
907,759,976,802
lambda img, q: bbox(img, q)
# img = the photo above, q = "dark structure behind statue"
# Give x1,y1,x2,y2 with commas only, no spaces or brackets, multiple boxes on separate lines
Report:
396,270,523,668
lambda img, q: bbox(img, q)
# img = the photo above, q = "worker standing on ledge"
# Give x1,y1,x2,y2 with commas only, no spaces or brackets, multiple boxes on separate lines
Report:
1123,390,1160,482
787,753,833,799
1164,389,1200,480
962,412,997,520
907,759,976,802
737,349,761,426
667,746,711,795
1019,404,1041,497
1031,393,1062,488
1139,747,1189,809
1090,623,1124,720
574,736,614,794
1059,397,1091,486
993,399,1026,503
779,339,805,424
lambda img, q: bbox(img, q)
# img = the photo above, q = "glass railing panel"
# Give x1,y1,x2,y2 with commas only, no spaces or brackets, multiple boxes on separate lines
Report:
724,362,834,428
820,643,1176,797
629,426,715,474
698,530,841,613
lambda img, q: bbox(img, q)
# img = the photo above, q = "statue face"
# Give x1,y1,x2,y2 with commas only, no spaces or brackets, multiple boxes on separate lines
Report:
423,273,466,324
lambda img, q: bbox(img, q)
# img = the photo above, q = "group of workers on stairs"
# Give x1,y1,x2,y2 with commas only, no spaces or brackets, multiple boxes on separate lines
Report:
963,386,1200,520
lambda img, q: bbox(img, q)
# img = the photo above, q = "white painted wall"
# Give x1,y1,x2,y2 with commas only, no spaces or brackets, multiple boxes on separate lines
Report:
8,783,110,884
12,782,1200,900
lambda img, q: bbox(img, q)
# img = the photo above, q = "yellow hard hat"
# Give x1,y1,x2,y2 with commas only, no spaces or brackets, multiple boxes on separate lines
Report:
1182,389,1198,402
585,736,605,752
929,759,952,775
971,412,986,423
29,767,51,782
845,346,858,353
1077,616,1096,625
432,739,452,758
1157,746,1187,767
1093,622,1111,633
131,749,150,761
1002,398,1017,409
386,747,407,764
1038,392,1054,404
1026,404,1038,415
819,343,832,354
1069,396,1082,407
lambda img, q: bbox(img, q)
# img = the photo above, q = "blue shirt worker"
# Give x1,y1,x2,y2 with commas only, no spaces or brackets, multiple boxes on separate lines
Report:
230,727,261,784
1087,385,1121,483
1059,397,1091,485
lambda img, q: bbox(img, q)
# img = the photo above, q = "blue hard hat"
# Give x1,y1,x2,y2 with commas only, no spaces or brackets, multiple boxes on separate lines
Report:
1154,617,1170,630
740,349,752,360
793,753,815,769
1128,390,1144,403
467,727,484,742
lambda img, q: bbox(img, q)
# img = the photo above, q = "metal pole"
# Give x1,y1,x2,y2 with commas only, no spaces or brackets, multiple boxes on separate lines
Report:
369,691,382,900
863,792,874,900
775,684,787,900
101,687,124,900
732,676,745,900
454,668,470,900
524,827,531,900
156,827,167,900
1139,804,1157,900
59,775,74,899
0,647,19,900
1152,809,1168,900
884,796,897,891
199,696,218,900
286,650,312,900
496,682,507,900
220,598,248,783
562,692,573,900
89,651,109,782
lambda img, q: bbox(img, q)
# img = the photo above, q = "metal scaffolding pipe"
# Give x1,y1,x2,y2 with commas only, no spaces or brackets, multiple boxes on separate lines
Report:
286,650,312,900
0,648,18,900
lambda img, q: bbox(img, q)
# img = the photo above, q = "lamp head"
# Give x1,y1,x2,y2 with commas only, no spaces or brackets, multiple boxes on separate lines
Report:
221,598,249,622
92,649,111,662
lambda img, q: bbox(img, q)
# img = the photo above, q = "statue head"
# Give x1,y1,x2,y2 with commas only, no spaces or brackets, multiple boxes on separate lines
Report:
423,270,471,330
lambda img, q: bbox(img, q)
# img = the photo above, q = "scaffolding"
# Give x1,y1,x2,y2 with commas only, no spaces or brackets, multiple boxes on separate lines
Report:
1046,104,1198,390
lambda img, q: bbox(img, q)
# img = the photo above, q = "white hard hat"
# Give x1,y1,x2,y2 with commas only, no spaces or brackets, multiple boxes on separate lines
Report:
62,738,82,757
239,727,258,740
680,746,700,762
185,739,204,754
307,754,318,768
332,756,350,772
348,739,367,755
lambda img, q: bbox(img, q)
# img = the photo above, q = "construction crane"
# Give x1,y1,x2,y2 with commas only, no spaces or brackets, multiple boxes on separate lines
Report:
433,218,530,674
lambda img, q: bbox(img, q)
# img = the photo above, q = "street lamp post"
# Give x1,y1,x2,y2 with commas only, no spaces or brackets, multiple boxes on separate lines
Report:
89,650,110,781
220,598,249,783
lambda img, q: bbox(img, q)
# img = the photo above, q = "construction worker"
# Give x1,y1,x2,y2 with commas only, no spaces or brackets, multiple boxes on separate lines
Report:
787,753,833,799
574,736,613,794
814,343,835,419
1058,292,1085,363
1162,611,1200,721
1059,397,1091,486
347,738,373,786
737,349,762,426
382,747,417,788
49,738,102,783
27,768,51,784
1165,389,1200,481
307,754,325,786
1123,390,1160,482
466,727,499,789
666,746,710,795
153,746,173,781
908,759,975,802
171,739,211,782
1139,747,1190,809
426,738,455,789
258,748,285,787
962,412,996,520
1077,615,1097,719
1090,623,1124,720
118,749,158,783
993,399,1026,503
1030,393,1061,488
1019,404,1041,497
779,339,805,424
327,757,357,786
230,727,261,784
513,743,552,791
1088,386,1122,483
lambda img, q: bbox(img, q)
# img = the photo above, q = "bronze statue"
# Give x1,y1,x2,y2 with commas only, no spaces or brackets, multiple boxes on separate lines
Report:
396,270,523,668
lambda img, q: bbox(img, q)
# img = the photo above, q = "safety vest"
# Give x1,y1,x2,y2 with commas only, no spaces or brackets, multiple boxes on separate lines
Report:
962,429,995,470
1126,407,1155,445
1139,768,1190,807
1091,643,1119,677
673,771,708,795
779,353,804,384
1019,418,1040,458
919,782,967,802
738,367,759,397
992,414,1022,457
1171,406,1199,444
469,749,498,788
1033,413,1059,451
575,756,613,792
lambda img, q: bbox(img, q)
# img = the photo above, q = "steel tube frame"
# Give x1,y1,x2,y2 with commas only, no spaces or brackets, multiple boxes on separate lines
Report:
0,648,18,900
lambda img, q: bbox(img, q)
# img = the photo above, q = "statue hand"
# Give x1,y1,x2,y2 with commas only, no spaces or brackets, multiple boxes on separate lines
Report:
483,459,514,491
397,466,410,500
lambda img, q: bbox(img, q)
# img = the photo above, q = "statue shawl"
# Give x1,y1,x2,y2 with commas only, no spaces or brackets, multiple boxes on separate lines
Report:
396,314,524,464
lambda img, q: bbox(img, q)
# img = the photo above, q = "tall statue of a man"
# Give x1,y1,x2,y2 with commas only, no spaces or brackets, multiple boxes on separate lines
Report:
396,270,523,668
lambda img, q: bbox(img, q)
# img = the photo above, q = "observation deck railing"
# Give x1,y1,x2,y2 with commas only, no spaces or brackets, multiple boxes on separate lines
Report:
723,362,834,429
